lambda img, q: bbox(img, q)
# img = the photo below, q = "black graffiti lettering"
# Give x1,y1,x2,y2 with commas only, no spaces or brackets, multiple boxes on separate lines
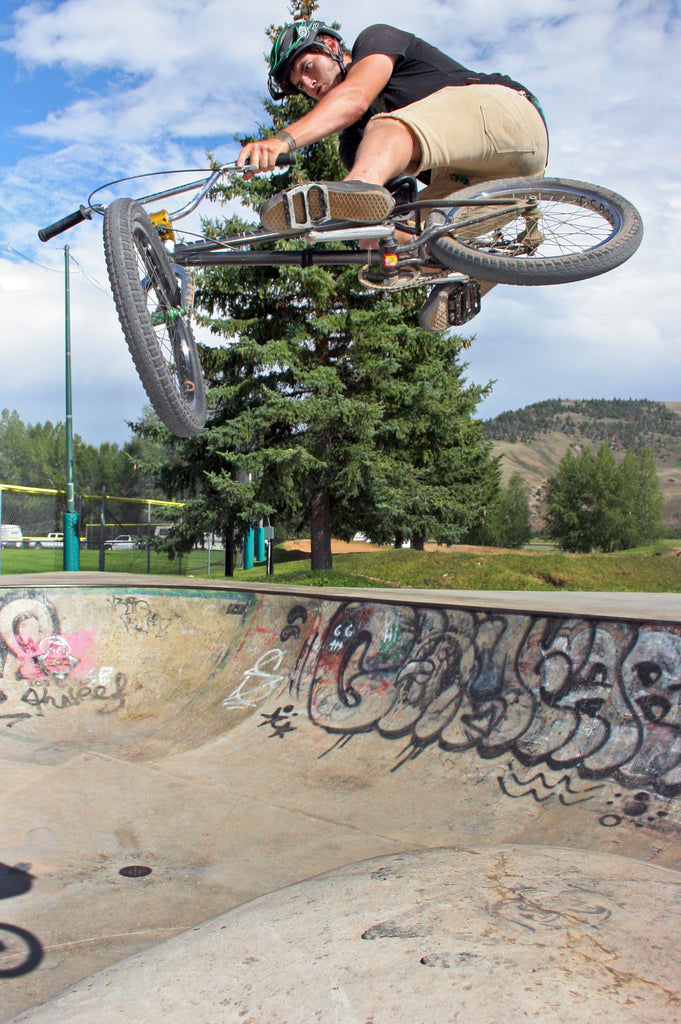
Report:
1,713,32,728
636,694,671,723
21,688,48,715
299,604,681,801
95,673,128,714
280,606,308,643
109,596,170,637
259,705,297,739
635,661,663,688
19,673,128,717
575,698,606,717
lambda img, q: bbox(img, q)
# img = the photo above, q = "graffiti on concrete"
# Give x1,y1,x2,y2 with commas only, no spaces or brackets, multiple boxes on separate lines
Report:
0,591,126,723
222,649,287,711
109,595,172,637
287,601,681,800
19,670,128,717
497,767,607,805
259,704,298,739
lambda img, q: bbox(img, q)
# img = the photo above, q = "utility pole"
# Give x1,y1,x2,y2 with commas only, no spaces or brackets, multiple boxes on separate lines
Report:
63,245,79,570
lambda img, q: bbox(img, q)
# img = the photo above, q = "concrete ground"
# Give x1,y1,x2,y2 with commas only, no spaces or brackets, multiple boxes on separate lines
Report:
1,574,680,1022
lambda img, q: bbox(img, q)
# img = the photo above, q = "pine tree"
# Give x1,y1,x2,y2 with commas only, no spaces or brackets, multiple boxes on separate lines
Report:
143,2,498,570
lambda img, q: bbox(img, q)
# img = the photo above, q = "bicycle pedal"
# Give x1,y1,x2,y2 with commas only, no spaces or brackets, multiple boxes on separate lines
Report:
448,281,481,325
261,181,394,232
282,183,330,230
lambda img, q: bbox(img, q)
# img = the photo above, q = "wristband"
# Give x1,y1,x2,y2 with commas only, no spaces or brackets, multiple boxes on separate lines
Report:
274,129,297,152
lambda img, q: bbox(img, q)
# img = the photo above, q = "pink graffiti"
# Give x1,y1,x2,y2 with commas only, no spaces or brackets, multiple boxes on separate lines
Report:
10,629,96,682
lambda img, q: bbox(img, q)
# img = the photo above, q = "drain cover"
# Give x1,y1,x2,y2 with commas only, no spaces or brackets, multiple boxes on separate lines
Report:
119,865,152,878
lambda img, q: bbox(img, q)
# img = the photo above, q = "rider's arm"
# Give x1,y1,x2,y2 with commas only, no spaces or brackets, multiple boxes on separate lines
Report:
238,53,396,173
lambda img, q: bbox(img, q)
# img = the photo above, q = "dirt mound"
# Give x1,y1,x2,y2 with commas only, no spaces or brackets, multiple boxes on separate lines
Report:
281,539,517,556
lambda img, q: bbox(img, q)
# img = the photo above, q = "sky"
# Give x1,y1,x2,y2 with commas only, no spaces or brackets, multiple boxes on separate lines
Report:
0,0,679,446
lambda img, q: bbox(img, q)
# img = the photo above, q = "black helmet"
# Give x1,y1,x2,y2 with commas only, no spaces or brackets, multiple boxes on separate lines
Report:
268,19,346,99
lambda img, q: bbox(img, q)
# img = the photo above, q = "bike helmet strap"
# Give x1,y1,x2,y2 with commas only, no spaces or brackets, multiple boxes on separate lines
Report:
268,20,346,99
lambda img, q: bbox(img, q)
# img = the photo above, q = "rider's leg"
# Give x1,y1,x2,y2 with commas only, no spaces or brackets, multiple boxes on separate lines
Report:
344,117,421,185
375,85,548,185
387,85,548,330
260,113,420,232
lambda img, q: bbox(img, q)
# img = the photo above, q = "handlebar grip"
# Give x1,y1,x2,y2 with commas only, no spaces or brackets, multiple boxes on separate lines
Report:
275,152,297,167
38,206,90,242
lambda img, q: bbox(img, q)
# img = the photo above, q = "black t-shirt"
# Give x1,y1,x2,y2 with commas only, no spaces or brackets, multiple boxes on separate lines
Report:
339,24,529,169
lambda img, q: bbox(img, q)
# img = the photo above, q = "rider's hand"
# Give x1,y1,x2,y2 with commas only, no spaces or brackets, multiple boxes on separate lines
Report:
237,137,290,180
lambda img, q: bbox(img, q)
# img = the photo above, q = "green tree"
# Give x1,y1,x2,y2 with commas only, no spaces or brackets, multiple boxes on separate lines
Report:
478,474,531,548
545,443,664,552
611,447,664,548
139,1,497,569
0,407,163,499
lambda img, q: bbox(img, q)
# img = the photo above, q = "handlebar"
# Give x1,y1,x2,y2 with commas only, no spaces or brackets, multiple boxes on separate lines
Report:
273,151,297,168
38,152,297,242
38,205,93,242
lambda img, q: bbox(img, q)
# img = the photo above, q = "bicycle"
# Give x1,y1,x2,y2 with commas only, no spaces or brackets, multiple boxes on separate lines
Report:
38,156,643,438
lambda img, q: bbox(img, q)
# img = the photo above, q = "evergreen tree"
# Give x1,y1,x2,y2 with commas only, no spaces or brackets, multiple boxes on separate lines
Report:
0,407,146,497
141,1,497,569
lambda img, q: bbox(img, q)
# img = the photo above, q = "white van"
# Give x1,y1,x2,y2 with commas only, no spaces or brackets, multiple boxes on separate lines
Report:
0,525,23,548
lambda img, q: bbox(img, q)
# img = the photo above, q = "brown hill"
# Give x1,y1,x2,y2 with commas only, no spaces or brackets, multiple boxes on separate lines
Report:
484,399,681,533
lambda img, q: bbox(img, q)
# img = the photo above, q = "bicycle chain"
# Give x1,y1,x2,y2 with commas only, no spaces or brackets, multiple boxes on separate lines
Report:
356,265,466,292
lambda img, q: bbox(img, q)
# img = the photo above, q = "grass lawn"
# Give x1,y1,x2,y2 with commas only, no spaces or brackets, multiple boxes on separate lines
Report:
2,540,680,592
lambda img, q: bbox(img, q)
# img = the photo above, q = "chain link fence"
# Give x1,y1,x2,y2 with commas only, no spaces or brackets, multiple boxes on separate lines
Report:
0,484,243,577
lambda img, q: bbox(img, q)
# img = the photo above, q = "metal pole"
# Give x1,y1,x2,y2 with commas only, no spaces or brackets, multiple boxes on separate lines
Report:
99,488,106,571
63,246,79,570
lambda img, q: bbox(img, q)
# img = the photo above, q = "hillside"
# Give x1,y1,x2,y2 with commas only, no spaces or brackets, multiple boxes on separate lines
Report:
483,399,681,532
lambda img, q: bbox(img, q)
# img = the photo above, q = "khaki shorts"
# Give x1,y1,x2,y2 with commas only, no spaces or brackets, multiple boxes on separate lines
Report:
370,83,548,199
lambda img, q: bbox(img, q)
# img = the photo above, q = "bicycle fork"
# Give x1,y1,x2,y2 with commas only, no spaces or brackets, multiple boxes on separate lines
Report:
147,264,196,327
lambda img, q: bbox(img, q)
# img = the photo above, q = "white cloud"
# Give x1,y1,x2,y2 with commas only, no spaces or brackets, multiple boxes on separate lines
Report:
0,0,679,443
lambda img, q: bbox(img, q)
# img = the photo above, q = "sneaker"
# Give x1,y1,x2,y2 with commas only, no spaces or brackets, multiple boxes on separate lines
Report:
260,180,394,232
419,281,482,331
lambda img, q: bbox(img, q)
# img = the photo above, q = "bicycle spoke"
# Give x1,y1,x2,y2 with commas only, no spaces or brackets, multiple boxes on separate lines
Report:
451,191,619,261
133,231,185,399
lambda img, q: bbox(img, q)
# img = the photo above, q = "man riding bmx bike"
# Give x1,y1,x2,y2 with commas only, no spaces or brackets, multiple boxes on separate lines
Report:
237,20,549,330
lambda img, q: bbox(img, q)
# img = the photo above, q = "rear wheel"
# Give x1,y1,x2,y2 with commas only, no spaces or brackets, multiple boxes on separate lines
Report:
103,198,206,437
426,177,643,285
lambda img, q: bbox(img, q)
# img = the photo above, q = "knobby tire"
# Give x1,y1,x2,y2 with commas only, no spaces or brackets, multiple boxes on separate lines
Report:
103,198,206,437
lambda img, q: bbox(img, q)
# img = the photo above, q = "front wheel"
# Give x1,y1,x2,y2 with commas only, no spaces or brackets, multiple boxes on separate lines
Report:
426,177,643,286
103,198,206,437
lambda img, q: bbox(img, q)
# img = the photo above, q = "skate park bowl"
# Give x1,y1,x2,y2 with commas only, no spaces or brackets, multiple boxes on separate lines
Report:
2,573,681,1023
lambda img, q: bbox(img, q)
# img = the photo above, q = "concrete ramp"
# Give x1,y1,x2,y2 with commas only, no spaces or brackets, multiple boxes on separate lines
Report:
2,575,681,1022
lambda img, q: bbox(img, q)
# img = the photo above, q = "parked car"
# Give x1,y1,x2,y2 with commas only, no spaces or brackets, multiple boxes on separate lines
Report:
106,534,136,550
0,524,23,549
27,532,63,549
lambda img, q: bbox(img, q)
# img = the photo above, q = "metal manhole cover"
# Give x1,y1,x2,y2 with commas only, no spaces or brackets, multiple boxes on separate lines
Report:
119,865,152,878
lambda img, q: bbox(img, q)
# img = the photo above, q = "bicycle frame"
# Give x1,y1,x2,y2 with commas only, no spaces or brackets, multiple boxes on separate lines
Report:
123,161,528,278
39,157,529,282
38,165,643,439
